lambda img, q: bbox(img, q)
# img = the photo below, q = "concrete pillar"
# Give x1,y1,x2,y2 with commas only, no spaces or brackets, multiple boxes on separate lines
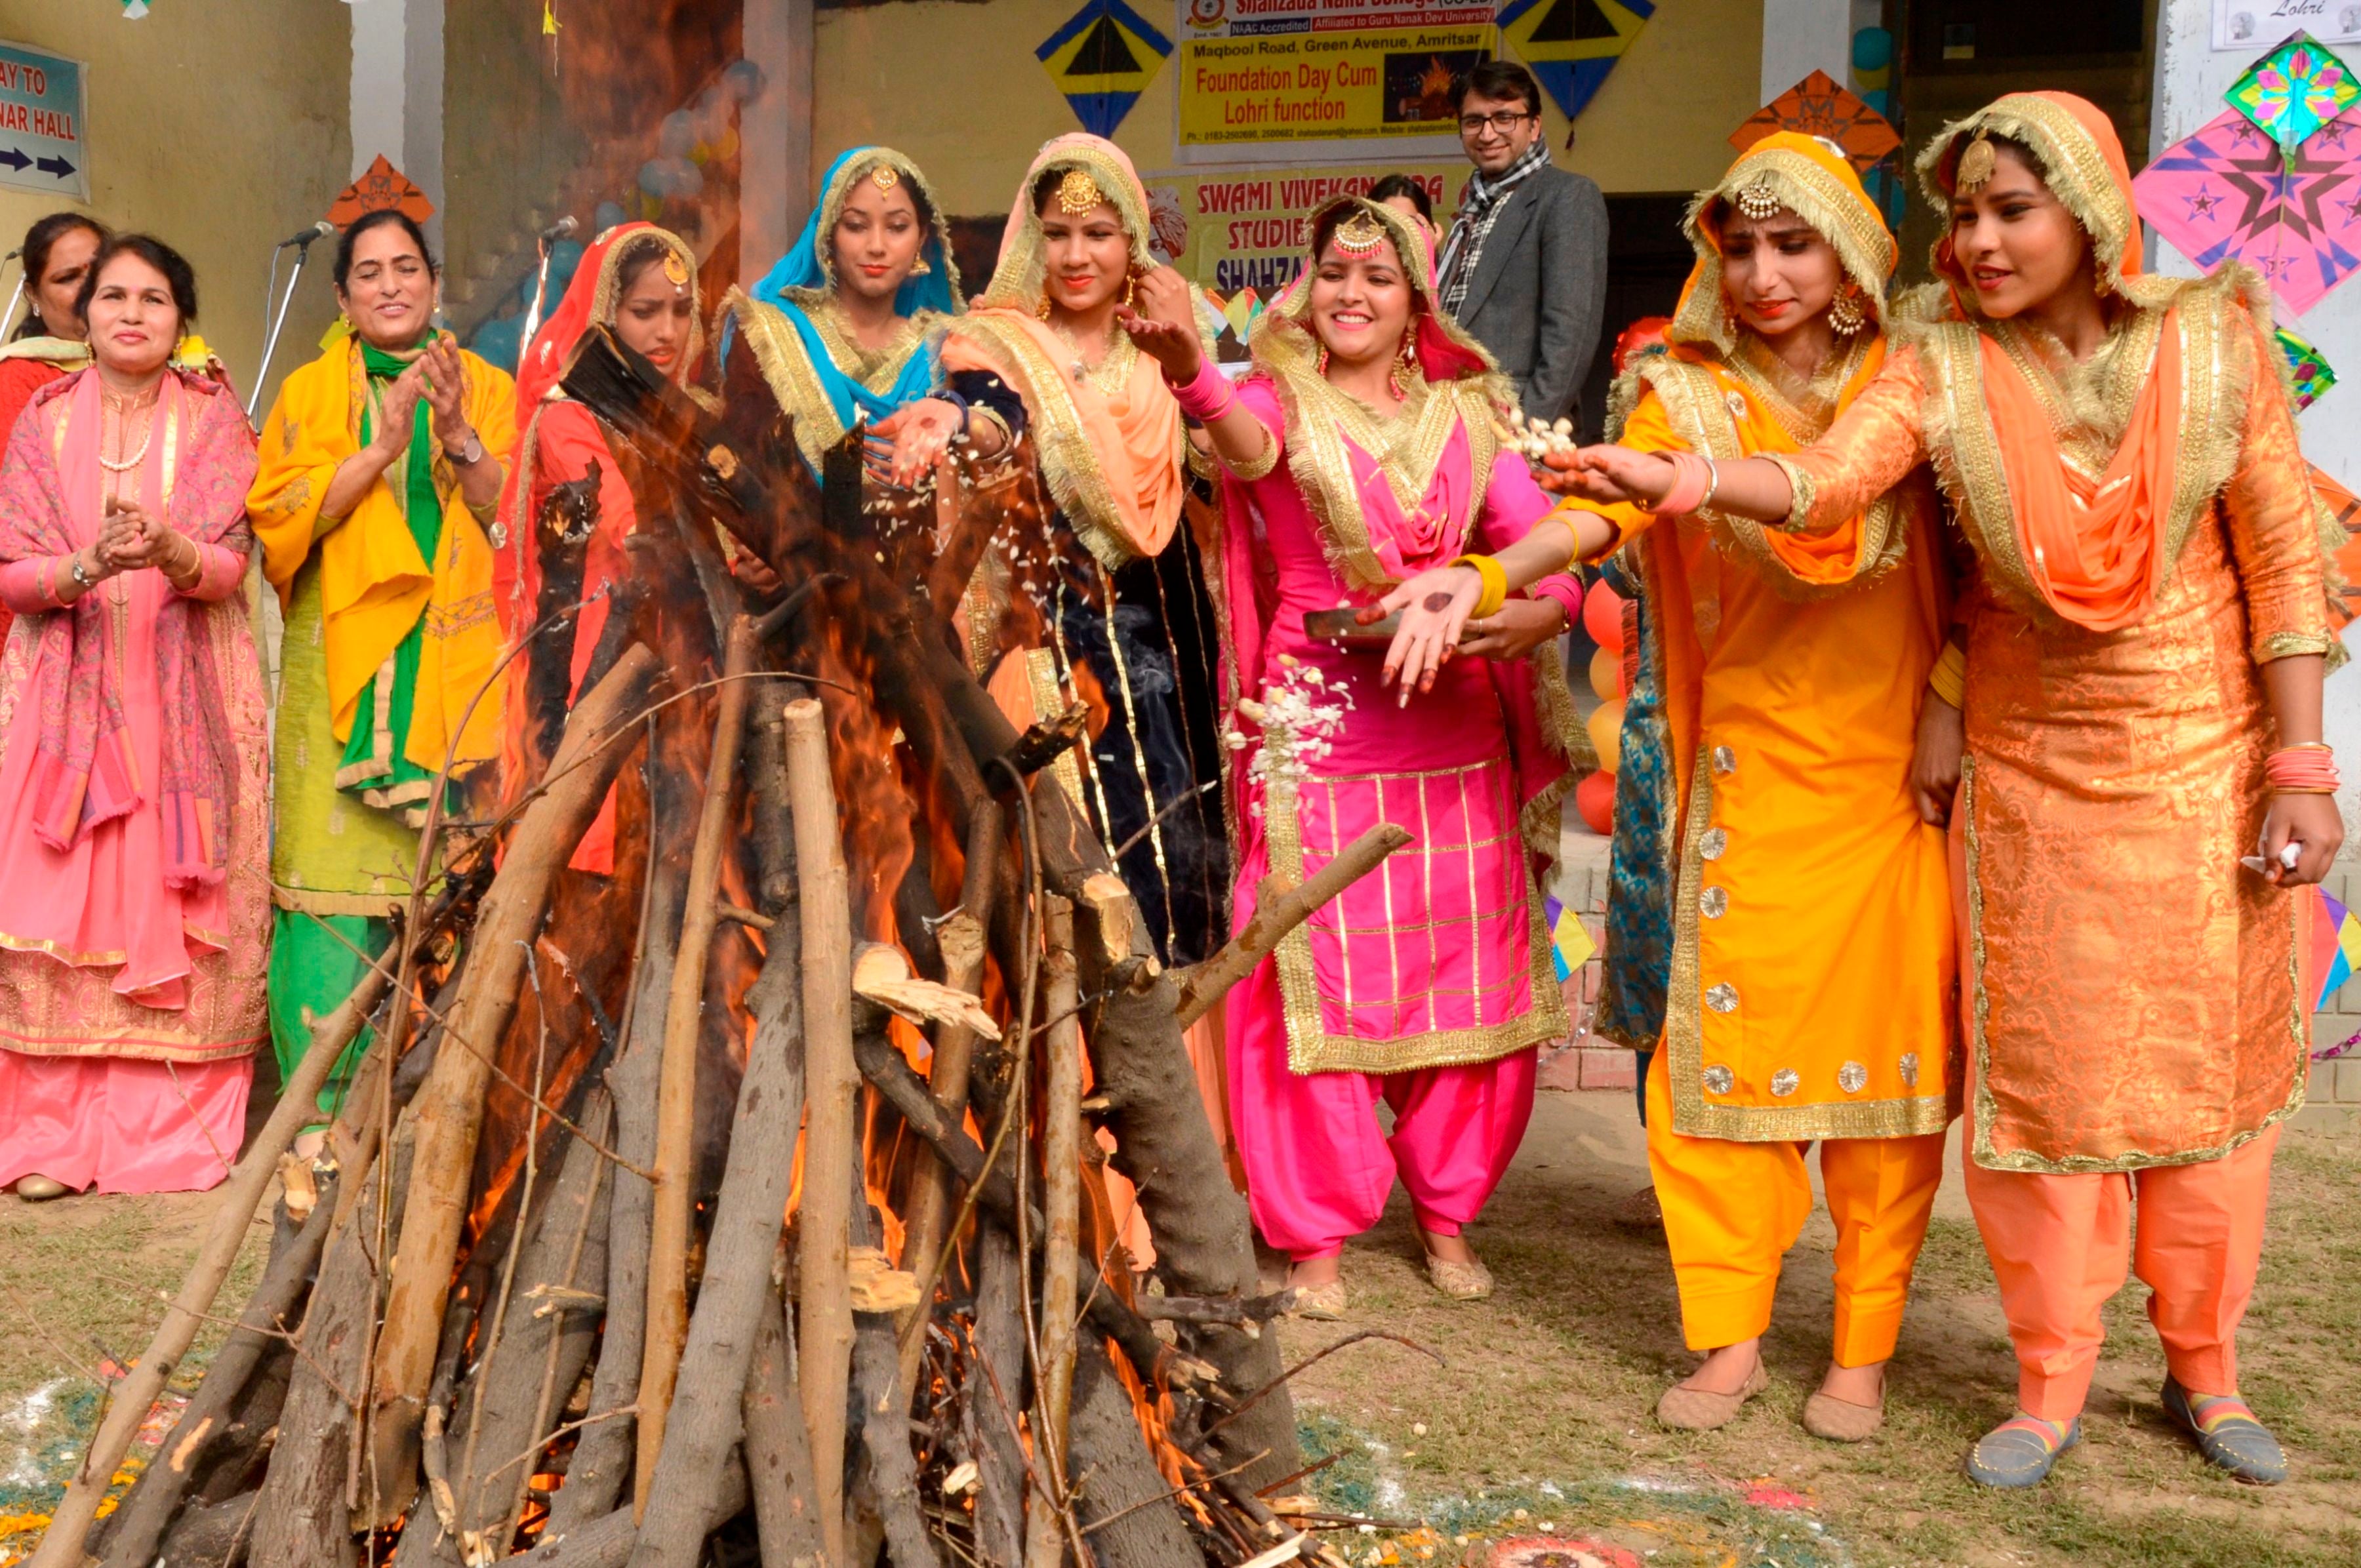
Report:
347,0,445,249
740,0,815,287
1759,0,1852,102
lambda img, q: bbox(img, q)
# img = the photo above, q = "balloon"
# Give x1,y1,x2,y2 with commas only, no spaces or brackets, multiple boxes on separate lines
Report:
1583,579,1625,651
594,199,628,233
1585,697,1624,775
638,159,669,197
722,58,764,103
1576,769,1616,834
1588,644,1624,702
659,110,698,159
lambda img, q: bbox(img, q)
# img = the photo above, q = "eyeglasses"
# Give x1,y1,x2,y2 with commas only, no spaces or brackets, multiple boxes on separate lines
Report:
1459,110,1535,136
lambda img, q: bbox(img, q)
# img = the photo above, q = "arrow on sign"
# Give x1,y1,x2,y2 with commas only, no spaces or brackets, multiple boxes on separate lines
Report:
0,148,28,172
35,154,75,179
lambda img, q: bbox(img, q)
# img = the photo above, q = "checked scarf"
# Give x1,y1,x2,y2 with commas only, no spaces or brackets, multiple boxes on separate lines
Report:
1438,138,1552,320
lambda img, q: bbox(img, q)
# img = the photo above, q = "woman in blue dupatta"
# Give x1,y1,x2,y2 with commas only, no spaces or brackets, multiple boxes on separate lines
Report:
720,146,968,477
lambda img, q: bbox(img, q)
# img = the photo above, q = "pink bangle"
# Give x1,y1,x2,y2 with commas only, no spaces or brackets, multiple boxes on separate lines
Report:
2266,744,2340,794
1529,574,1583,629
1655,449,1717,515
1169,357,1237,422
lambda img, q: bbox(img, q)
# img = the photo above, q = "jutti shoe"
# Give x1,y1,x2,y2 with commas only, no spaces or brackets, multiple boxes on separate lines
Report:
1964,1414,2079,1488
12,1174,68,1201
1289,1280,1347,1321
1655,1357,1769,1431
1424,1253,1493,1302
2162,1378,2287,1485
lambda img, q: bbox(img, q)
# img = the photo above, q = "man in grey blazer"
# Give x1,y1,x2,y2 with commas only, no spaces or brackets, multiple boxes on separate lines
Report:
1436,60,1609,431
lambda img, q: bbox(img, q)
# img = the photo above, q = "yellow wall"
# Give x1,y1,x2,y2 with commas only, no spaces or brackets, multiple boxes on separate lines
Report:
813,0,1764,217
0,0,350,411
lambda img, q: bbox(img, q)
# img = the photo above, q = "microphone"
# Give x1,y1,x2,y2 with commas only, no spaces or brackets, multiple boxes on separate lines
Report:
277,220,335,249
538,216,579,243
2,247,19,262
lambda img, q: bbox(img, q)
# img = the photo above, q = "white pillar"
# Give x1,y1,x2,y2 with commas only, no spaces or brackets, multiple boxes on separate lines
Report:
740,0,814,287
347,0,445,249
1758,0,1853,102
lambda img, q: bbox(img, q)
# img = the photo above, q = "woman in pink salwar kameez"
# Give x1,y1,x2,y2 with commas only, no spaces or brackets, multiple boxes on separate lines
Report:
0,235,268,1199
1123,196,1586,1312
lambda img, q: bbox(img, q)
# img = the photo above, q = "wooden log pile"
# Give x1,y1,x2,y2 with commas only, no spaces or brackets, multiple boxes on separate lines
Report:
31,329,1417,1568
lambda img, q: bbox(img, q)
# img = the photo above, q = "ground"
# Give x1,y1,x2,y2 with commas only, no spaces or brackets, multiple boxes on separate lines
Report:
3,1091,2356,1567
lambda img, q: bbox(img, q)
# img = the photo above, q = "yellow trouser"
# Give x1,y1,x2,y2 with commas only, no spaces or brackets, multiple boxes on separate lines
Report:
1644,1049,1947,1365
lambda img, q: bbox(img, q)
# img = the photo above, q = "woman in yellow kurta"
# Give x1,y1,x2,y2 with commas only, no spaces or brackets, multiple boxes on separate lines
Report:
248,211,515,1133
1554,134,1954,1440
1548,95,2338,1489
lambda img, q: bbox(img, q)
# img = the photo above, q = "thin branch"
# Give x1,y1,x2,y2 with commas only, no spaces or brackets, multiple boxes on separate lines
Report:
1203,1333,1444,1439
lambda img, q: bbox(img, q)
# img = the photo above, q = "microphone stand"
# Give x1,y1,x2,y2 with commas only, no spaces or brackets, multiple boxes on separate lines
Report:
248,228,325,424
1,249,25,339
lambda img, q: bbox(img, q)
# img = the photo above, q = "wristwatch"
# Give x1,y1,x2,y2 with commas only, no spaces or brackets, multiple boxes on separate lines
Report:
451,430,487,468
69,552,95,590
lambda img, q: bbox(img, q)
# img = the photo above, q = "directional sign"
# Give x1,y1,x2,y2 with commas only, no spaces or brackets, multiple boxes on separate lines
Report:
0,41,87,201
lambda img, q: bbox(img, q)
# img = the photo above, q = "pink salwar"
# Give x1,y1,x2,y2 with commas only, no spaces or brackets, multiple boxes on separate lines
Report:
0,1049,249,1194
1217,371,1575,1259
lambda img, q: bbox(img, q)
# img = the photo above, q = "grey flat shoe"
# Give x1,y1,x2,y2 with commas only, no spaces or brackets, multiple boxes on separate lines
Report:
2162,1378,2286,1485
13,1173,69,1201
1965,1415,2079,1488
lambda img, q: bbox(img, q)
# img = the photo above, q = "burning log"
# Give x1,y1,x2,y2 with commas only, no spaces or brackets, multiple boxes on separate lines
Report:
367,646,664,1525
788,695,859,1567
637,613,761,1506
1025,896,1085,1568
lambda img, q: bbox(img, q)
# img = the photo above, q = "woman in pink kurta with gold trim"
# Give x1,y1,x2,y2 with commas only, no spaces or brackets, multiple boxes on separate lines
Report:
1125,196,1587,1311
1546,95,2340,1488
0,235,268,1198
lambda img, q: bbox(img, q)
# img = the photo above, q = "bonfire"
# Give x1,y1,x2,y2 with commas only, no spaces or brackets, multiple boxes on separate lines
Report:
22,327,1413,1568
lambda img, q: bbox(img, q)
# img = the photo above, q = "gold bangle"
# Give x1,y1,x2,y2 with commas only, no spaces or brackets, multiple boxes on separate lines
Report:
1925,641,1967,708
1544,504,1585,569
1451,553,1508,618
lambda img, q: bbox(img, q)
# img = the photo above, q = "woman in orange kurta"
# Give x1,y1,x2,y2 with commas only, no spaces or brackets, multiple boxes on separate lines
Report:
1548,94,2339,1489
1560,134,1954,1441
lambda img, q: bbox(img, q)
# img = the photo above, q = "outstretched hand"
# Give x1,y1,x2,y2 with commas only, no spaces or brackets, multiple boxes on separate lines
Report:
1537,444,1679,506
1116,264,1203,384
1369,565,1483,706
866,400,961,489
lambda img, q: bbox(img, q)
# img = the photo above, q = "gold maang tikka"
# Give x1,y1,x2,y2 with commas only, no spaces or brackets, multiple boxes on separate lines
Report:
1733,174,1783,221
1332,208,1388,257
871,162,901,192
1056,166,1106,214
661,251,692,290
1955,131,1998,194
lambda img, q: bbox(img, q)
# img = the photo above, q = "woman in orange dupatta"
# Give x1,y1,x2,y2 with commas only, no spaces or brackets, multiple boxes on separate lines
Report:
1551,134,1954,1441
495,221,702,874
1546,94,2339,1489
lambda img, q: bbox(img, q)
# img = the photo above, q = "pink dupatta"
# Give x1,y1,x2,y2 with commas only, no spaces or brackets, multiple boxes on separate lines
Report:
0,368,254,887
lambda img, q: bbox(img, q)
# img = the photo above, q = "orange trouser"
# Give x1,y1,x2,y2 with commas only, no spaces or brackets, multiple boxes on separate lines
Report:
1644,1049,1947,1365
1962,1124,2278,1420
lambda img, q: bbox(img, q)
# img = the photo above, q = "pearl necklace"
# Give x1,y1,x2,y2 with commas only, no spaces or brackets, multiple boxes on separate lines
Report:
99,380,161,473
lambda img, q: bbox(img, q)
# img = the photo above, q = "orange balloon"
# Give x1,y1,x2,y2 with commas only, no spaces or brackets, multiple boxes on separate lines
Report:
1576,768,1616,834
1588,644,1624,702
1583,578,1625,651
1585,697,1624,775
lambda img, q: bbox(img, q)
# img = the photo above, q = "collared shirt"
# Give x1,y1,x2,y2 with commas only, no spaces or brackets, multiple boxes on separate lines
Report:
1437,138,1552,320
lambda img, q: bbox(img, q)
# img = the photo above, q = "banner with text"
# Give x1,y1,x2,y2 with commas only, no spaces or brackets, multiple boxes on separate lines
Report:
1144,164,1466,294
1175,0,1493,157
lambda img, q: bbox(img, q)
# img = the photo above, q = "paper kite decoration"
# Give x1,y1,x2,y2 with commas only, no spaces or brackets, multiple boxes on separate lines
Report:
121,0,152,16
1495,0,1655,125
2227,32,2360,151
1037,0,1170,138
1730,70,1902,176
2309,463,2361,633
2278,326,2337,409
329,154,437,230
2311,888,2361,1012
1541,894,1598,983
2133,108,2361,316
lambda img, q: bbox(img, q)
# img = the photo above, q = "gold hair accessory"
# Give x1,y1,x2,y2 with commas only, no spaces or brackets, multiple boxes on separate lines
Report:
662,251,692,289
1056,166,1106,215
1733,175,1783,221
1333,208,1388,257
872,162,902,191
1956,131,1998,194
1827,281,1867,336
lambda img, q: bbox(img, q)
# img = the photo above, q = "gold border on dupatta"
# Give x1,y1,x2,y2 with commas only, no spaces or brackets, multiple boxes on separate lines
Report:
1661,748,1950,1141
1264,767,1567,1077
1960,757,2309,1174
725,286,853,475
809,148,965,304
975,141,1160,313
940,311,1173,570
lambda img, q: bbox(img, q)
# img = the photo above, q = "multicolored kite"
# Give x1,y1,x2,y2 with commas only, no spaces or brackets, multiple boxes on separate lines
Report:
1038,0,1171,138
2132,108,2361,315
1496,0,1655,125
329,154,437,230
2227,32,2360,151
1729,70,1902,176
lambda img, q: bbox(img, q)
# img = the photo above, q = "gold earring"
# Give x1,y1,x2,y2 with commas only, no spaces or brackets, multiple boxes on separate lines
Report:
1828,283,1868,335
1390,332,1417,396
1122,270,1138,311
1036,291,1053,321
910,255,931,276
